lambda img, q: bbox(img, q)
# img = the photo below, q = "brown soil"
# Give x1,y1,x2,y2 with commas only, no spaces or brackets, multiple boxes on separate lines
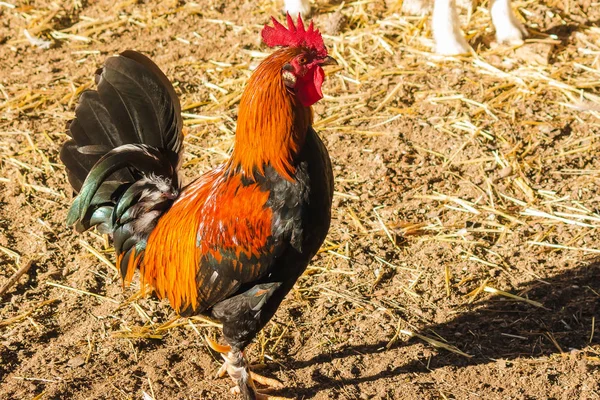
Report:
1,0,600,399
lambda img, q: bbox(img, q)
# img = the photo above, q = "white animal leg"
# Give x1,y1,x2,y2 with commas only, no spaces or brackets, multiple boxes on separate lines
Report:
432,0,470,55
490,0,527,45
284,0,311,18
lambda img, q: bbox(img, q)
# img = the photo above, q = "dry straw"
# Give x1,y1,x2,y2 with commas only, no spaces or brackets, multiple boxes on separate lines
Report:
1,0,599,371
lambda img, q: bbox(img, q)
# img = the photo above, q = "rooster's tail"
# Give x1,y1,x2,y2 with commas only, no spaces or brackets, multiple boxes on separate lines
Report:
60,50,183,281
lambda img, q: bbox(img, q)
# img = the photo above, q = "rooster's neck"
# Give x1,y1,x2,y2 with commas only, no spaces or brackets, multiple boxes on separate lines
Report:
229,48,312,181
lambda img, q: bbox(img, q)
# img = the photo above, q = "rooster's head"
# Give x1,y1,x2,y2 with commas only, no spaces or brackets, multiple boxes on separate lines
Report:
262,13,337,107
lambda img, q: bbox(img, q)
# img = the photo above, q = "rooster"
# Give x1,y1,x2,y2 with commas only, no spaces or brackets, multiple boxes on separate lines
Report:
60,14,336,400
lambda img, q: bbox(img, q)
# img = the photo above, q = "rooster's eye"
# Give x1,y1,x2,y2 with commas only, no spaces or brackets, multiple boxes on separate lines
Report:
299,57,307,65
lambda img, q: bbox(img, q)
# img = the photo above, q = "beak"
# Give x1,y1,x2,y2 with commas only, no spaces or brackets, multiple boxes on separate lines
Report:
320,56,338,67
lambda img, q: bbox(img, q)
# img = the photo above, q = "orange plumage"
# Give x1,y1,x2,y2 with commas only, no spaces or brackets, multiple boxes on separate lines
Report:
142,169,273,312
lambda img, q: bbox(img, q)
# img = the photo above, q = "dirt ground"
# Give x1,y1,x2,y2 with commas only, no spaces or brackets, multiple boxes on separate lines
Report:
1,0,600,399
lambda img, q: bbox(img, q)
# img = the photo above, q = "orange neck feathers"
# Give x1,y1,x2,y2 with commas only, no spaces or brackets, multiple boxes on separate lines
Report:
228,48,313,181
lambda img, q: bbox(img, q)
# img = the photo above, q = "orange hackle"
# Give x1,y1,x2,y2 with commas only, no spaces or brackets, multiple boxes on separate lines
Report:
229,47,313,181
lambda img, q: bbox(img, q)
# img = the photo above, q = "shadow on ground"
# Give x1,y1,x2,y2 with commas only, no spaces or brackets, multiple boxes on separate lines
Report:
273,261,600,397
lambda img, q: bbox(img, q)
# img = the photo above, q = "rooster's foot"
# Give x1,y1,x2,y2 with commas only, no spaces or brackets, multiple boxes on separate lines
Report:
205,336,287,398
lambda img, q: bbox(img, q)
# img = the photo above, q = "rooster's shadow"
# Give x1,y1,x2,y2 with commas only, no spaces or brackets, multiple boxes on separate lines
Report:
272,260,600,398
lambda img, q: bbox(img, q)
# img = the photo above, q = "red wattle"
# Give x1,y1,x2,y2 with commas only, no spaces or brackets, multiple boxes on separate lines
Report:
296,66,324,107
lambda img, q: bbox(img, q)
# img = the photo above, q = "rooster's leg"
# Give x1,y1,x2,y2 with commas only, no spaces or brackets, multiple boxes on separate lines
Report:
205,336,283,384
205,337,288,399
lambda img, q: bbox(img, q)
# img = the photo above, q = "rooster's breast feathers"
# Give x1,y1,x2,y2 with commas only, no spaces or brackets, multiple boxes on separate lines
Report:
141,156,312,314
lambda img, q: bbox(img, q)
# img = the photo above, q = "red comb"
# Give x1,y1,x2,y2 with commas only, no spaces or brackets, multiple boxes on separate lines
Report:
261,13,327,57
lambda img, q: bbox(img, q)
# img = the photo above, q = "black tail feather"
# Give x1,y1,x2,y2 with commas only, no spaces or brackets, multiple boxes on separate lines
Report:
66,144,176,227
60,140,96,191
60,50,184,282
60,51,183,192
68,91,120,147
98,53,183,153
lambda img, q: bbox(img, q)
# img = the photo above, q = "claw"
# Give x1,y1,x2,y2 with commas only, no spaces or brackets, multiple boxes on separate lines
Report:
249,369,289,399
205,335,232,354
208,345,291,400
216,357,228,378
250,371,284,389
